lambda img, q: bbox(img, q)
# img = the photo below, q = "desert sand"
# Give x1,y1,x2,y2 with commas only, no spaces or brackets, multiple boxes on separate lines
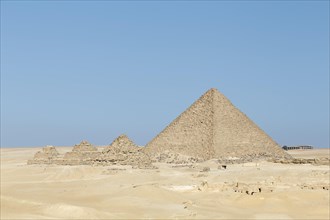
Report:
1,147,329,219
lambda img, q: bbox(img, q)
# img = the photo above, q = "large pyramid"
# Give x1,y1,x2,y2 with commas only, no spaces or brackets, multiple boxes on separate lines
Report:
145,88,290,160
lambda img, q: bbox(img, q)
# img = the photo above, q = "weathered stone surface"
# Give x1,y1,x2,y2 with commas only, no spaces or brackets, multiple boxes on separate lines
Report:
27,138,154,169
72,140,97,152
96,135,155,169
27,146,59,165
152,150,202,164
102,134,138,154
145,88,291,161
270,157,330,166
60,141,101,165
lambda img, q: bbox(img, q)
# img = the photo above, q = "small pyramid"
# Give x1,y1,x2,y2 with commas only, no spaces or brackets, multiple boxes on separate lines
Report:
34,145,59,159
99,134,153,168
145,88,290,160
102,134,138,154
61,140,100,165
27,145,59,164
41,145,60,156
72,140,97,152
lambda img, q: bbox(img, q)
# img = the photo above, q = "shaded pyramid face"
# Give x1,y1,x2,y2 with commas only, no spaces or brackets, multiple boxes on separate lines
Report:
145,88,289,160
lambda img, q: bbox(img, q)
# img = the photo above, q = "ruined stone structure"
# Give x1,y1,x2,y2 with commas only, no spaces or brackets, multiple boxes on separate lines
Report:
151,150,203,164
145,88,290,161
28,137,154,168
271,157,330,166
72,140,98,152
28,141,101,166
27,146,59,165
103,134,138,154
60,140,101,165
96,135,153,168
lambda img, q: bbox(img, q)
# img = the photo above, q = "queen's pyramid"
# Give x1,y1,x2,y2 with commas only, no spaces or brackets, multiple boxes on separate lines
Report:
145,88,290,160
102,134,138,154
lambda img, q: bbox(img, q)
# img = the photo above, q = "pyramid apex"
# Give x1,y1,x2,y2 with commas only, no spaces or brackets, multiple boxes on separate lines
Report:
204,88,221,95
118,134,128,138
209,88,218,91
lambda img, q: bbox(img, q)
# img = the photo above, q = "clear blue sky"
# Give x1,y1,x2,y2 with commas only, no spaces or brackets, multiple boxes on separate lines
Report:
1,1,329,148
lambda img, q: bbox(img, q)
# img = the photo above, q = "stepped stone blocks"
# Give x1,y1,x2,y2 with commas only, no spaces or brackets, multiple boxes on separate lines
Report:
72,140,97,152
27,137,153,168
102,134,138,154
27,146,60,165
96,135,154,168
153,150,203,164
145,88,290,161
61,140,101,165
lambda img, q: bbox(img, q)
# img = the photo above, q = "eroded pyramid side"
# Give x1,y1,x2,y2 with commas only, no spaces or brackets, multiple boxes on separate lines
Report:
211,89,289,159
145,90,215,160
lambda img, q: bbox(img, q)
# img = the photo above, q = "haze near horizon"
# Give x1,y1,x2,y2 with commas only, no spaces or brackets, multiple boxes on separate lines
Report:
1,1,329,148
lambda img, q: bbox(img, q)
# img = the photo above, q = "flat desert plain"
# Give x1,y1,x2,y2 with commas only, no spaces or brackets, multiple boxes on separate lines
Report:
1,147,329,219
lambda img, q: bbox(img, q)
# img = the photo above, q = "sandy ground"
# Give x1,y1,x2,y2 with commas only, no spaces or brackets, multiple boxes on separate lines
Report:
1,147,329,219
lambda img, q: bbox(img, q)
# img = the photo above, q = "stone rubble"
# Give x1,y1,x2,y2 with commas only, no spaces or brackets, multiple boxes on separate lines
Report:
150,150,203,164
270,157,330,166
